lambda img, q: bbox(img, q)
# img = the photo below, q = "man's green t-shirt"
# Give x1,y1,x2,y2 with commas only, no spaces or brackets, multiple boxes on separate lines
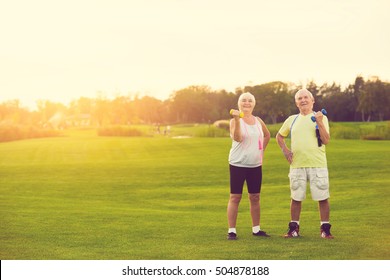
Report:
278,113,329,168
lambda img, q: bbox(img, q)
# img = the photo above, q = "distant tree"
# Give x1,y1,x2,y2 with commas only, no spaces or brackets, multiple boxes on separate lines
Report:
36,100,66,125
318,83,341,121
215,90,237,120
170,85,213,123
110,96,131,125
93,96,110,126
324,90,352,121
136,96,164,124
0,100,23,123
353,76,365,121
69,97,93,115
2,75,390,128
383,82,390,120
368,78,389,121
247,81,293,124
357,77,390,121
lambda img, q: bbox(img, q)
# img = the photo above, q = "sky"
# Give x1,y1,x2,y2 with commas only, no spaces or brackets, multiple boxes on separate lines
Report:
1,0,389,110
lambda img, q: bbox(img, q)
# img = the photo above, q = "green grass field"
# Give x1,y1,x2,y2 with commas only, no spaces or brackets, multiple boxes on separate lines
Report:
1,128,389,260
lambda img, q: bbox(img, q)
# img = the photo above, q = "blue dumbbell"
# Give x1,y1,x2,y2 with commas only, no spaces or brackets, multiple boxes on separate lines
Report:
311,109,327,122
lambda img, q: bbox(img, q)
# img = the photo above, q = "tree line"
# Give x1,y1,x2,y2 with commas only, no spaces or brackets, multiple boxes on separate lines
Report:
1,76,389,128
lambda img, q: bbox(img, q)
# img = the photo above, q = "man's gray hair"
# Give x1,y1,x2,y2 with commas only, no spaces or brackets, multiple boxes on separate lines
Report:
295,88,314,101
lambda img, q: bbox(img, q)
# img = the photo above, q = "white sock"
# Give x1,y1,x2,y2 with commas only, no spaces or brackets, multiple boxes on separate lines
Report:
228,228,236,234
291,220,300,225
252,225,260,233
321,221,329,225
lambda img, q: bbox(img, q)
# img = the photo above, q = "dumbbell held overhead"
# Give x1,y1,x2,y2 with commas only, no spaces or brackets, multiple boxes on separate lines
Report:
230,109,244,118
311,109,327,122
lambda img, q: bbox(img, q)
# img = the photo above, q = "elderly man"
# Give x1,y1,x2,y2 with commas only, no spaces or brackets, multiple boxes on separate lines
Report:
276,88,334,239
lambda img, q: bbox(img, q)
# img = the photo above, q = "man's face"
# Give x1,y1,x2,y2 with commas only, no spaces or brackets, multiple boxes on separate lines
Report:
295,91,314,112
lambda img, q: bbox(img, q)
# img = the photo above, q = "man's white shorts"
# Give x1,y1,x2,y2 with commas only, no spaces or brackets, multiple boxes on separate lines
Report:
288,167,330,201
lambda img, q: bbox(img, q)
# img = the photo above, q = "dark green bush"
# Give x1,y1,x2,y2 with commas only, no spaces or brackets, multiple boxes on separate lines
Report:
0,124,62,142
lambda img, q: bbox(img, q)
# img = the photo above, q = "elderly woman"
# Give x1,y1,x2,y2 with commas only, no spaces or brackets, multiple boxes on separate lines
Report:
227,92,271,240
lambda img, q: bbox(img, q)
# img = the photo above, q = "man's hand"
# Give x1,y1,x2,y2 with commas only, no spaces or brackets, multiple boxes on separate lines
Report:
282,147,293,164
314,111,324,123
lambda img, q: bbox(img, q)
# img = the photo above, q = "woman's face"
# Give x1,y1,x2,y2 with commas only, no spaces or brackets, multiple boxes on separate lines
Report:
239,94,255,113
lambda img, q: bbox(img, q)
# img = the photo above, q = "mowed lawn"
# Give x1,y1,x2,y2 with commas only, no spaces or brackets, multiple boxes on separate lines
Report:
0,130,389,260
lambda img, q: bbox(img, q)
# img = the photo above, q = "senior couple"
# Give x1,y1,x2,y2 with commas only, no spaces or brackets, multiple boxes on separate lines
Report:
227,89,333,240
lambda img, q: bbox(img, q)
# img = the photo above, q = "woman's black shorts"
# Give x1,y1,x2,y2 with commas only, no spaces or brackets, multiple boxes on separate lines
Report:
229,165,262,194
